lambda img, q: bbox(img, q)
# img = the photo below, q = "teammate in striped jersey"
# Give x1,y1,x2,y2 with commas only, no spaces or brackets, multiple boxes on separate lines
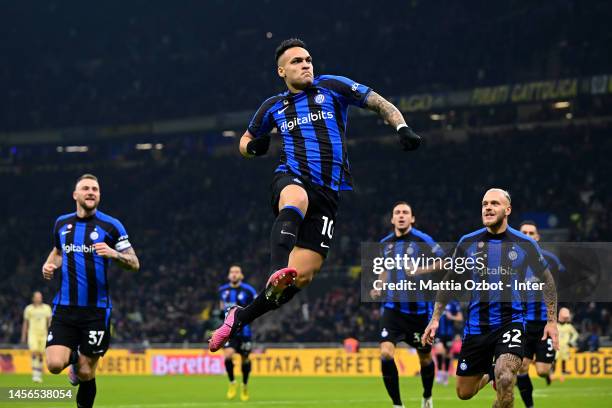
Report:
515,220,566,407
42,174,139,408
218,265,257,401
209,38,422,351
372,202,443,408
422,189,559,408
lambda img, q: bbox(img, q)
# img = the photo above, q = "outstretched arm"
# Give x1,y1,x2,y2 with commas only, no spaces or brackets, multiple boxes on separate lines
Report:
364,91,406,129
364,91,421,151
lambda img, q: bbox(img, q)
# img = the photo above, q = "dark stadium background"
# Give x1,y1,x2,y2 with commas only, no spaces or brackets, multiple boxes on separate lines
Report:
1,0,610,350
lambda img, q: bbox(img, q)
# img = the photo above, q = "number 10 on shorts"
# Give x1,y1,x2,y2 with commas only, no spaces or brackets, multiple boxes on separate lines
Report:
88,330,105,346
321,216,334,238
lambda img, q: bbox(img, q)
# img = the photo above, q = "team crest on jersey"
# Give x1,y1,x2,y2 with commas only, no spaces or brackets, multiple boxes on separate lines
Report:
238,292,244,301
406,246,414,256
315,93,325,104
508,250,518,261
381,328,389,338
90,231,99,241
477,241,484,248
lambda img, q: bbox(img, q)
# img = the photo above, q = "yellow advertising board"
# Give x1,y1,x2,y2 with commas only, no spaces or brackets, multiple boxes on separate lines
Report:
2,347,611,378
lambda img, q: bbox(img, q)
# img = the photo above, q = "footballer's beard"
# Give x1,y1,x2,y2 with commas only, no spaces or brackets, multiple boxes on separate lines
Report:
483,212,505,229
79,198,98,212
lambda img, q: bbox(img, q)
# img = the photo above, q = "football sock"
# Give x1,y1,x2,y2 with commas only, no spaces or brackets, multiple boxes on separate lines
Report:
421,360,435,398
381,358,402,406
225,358,235,382
76,378,96,408
516,373,534,407
242,360,251,384
270,206,304,271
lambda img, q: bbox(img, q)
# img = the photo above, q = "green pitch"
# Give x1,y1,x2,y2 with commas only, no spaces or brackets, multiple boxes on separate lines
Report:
0,374,610,407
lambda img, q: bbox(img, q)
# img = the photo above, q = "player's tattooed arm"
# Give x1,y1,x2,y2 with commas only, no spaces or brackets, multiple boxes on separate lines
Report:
542,268,560,349
115,247,140,271
542,268,557,322
364,91,406,129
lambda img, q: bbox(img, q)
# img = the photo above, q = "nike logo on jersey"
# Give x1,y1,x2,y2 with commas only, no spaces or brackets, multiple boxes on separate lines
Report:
61,230,72,235
277,106,290,114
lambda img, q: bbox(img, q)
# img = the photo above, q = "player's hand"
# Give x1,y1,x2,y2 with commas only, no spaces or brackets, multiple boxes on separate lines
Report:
397,125,421,151
93,242,118,259
421,319,439,346
246,135,271,157
42,263,58,280
543,322,559,350
20,335,26,344
370,288,382,300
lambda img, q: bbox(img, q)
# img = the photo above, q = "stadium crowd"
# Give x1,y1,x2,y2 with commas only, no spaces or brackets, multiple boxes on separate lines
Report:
1,1,610,131
1,122,610,345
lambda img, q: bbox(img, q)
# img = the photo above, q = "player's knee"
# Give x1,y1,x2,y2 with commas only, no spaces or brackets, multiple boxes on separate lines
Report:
380,344,395,360
536,366,550,377
77,364,95,381
495,370,514,391
456,386,475,400
46,358,65,374
418,352,432,366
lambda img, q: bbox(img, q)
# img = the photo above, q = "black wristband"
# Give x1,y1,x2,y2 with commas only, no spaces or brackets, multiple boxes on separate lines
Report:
246,136,271,156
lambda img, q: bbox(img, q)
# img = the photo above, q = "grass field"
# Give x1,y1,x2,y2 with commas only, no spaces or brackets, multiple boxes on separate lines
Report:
0,374,610,407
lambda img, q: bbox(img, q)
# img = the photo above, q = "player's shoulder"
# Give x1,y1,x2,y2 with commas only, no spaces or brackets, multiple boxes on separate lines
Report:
256,93,287,111
218,283,231,291
379,232,395,243
315,74,355,86
507,226,540,247
541,248,562,266
43,303,52,312
24,304,33,313
410,228,436,243
241,283,257,293
95,210,125,230
55,212,76,225
458,227,488,243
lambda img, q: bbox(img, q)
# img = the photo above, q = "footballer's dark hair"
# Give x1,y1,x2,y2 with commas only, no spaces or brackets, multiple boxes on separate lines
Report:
392,201,413,213
519,220,538,230
275,38,307,63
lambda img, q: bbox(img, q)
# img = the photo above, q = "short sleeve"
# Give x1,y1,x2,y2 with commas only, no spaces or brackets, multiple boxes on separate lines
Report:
317,75,372,107
111,219,132,252
247,97,280,138
53,220,61,250
23,306,30,321
527,240,549,277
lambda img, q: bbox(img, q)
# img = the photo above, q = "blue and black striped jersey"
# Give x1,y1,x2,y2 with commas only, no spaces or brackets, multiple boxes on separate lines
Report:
218,282,257,338
454,227,549,335
247,75,372,192
438,301,462,338
380,228,445,316
52,210,132,309
525,249,565,323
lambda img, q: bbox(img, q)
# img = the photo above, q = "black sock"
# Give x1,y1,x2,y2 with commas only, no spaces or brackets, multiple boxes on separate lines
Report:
516,373,534,407
76,378,96,408
561,360,567,373
270,206,304,271
444,357,451,372
225,358,235,382
237,290,279,325
381,358,402,405
242,360,251,385
435,354,443,371
420,361,435,399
